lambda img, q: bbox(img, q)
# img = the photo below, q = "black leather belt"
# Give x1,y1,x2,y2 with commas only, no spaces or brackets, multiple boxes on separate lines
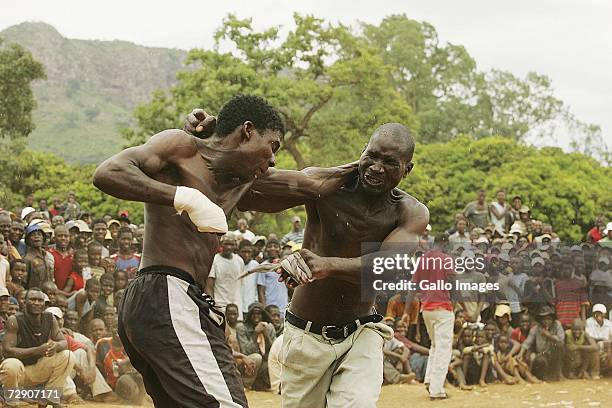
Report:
286,310,383,340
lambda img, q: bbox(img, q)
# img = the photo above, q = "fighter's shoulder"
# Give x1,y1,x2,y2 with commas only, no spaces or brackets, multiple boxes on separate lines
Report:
143,129,198,158
393,188,429,226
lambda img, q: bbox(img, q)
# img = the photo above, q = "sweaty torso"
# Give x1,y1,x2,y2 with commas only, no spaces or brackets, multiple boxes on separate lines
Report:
141,152,252,287
290,186,408,325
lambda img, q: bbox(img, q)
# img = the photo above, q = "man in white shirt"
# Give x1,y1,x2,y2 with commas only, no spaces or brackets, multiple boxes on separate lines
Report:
238,240,259,318
585,303,612,377
233,218,255,243
206,234,244,313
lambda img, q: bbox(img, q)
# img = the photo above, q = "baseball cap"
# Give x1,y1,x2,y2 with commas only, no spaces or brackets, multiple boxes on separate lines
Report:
498,253,511,262
21,207,35,220
425,224,432,232
604,222,612,235
539,234,552,241
0,287,9,297
220,232,238,243
501,242,514,252
531,257,545,266
592,304,607,314
598,256,610,265
45,306,63,319
519,205,530,214
474,236,489,244
25,224,43,236
291,216,301,223
107,219,121,228
494,304,512,318
75,220,92,233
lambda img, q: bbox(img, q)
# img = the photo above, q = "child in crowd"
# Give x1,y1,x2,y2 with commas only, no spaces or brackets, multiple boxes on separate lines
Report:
6,259,26,296
382,319,417,385
564,318,599,379
7,296,19,316
110,227,140,280
63,249,89,296
87,241,106,280
114,270,128,295
495,334,541,383
462,329,494,387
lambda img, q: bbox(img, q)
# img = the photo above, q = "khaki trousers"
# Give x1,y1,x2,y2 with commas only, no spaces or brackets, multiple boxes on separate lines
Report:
0,350,74,390
280,321,392,408
65,348,113,397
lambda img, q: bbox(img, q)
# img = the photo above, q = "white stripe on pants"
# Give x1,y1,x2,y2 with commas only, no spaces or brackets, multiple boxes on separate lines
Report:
423,309,454,397
166,276,241,408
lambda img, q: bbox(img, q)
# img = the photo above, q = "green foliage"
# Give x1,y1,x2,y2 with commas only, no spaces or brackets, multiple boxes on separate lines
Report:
124,14,418,169
0,37,45,139
0,142,143,223
406,136,611,242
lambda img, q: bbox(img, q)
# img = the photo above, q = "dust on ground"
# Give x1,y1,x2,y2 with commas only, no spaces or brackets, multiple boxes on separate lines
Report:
73,379,612,408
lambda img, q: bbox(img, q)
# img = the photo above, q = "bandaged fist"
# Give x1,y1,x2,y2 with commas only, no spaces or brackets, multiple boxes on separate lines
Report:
184,108,216,138
173,186,228,233
298,248,331,280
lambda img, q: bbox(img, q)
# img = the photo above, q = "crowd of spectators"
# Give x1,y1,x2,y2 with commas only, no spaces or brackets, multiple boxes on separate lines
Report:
0,189,609,403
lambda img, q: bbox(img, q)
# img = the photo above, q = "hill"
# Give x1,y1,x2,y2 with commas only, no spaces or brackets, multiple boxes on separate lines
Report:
1,22,187,163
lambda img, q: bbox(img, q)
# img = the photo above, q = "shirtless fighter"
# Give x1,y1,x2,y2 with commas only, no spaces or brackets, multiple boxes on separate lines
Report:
189,112,429,407
94,95,354,408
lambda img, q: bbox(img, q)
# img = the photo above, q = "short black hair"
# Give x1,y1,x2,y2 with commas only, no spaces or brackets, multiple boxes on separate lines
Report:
118,227,133,237
92,218,107,227
216,94,285,137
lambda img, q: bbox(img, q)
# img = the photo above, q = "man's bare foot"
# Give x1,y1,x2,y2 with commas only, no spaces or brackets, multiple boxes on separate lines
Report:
399,373,417,384
459,384,474,391
479,380,487,387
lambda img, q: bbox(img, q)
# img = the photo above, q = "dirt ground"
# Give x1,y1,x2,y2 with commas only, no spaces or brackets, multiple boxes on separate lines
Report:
69,379,610,407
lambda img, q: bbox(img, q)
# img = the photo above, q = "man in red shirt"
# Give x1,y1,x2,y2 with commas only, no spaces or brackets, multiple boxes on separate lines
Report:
403,236,455,400
48,225,73,290
586,216,604,243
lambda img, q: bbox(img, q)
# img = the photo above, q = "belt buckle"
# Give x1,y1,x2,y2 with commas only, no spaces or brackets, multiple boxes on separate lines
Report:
321,325,335,341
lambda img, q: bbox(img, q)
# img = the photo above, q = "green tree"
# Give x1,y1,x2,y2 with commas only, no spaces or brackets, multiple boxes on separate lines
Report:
0,37,46,139
123,14,417,169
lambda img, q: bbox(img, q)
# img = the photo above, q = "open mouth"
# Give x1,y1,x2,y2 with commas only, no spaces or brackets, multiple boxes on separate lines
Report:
364,173,384,186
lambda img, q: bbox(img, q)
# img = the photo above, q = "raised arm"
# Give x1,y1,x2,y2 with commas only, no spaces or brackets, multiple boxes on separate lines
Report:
93,129,196,206
298,197,429,285
237,162,358,213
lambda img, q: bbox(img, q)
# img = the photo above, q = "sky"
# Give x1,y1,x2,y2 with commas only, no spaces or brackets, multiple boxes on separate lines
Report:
1,0,610,150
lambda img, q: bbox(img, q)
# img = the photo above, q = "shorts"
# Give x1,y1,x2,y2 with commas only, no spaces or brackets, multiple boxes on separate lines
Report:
118,265,247,408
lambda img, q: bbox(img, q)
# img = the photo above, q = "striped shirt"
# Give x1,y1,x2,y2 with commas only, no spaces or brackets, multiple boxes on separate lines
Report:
280,230,304,245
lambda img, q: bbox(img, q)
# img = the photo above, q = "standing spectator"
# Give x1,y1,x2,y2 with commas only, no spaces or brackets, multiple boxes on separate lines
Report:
598,223,612,247
421,224,434,249
239,240,259,318
7,259,26,296
48,197,63,218
106,220,121,255
0,289,74,397
489,190,510,237
403,239,455,400
448,219,470,251
555,263,588,328
63,249,89,297
0,213,20,262
206,234,244,313
445,213,466,236
463,190,489,230
63,191,81,221
0,233,8,290
506,196,523,231
587,216,605,243
23,224,52,289
10,221,26,257
256,239,288,315
455,251,487,323
280,216,304,245
48,224,74,291
110,228,140,280
589,257,612,309
233,218,256,243
92,219,110,258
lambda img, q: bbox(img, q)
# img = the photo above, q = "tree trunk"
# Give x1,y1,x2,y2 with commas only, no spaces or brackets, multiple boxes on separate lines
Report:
283,138,307,169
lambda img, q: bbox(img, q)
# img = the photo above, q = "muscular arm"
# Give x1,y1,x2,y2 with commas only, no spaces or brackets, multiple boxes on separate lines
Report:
2,316,44,360
305,198,429,285
93,129,197,206
237,163,358,213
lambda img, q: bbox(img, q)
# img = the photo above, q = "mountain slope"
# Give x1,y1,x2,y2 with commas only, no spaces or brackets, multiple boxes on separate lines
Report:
1,22,187,163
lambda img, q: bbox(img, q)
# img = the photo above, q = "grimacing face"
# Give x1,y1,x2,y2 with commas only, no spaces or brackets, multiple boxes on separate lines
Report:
358,134,411,194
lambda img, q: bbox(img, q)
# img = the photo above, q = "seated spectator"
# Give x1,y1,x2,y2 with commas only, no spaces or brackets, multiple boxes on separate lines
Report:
518,306,565,381
511,314,532,344
0,287,10,331
382,325,417,385
0,289,75,404
41,281,59,307
54,293,68,316
461,329,494,387
97,273,115,309
110,227,140,280
87,241,107,280
225,303,240,340
45,307,117,402
265,304,284,336
585,304,612,376
495,333,540,384
96,318,145,403
114,269,128,295
235,303,276,390
7,296,19,316
392,320,429,382
89,318,108,345
564,318,599,379
449,219,471,251
6,259,26,296
589,257,612,306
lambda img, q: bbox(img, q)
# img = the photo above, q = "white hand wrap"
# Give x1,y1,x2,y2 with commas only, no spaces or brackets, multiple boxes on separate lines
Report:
279,252,313,285
173,186,228,233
